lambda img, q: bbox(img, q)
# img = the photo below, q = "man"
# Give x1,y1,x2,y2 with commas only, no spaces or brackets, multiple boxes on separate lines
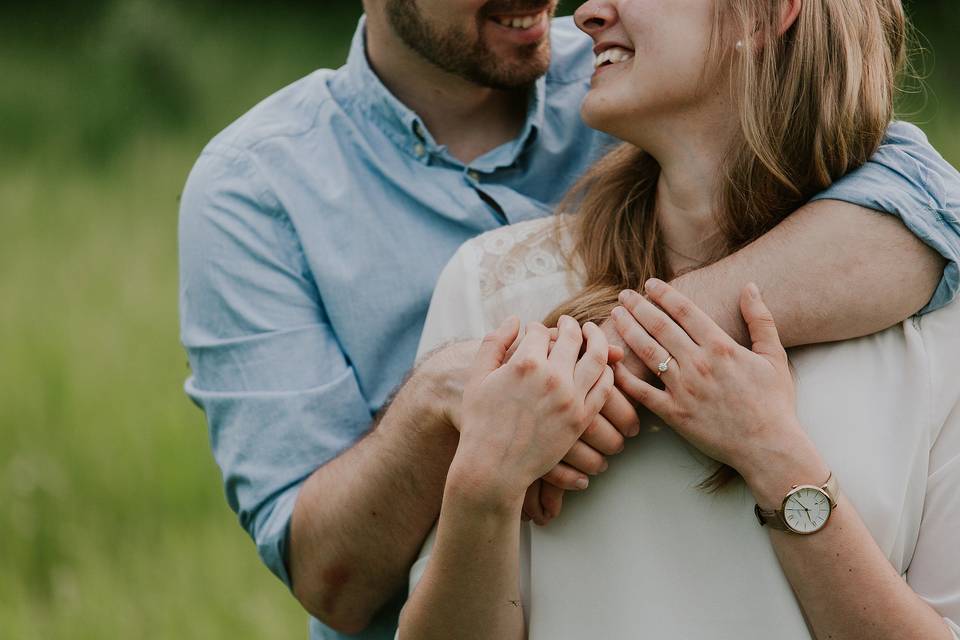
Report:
178,1,960,638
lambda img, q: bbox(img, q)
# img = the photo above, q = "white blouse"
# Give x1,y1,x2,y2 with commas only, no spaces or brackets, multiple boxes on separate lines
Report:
404,216,960,640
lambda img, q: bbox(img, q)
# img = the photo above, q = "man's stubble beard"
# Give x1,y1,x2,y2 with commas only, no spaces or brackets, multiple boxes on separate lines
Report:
385,0,553,91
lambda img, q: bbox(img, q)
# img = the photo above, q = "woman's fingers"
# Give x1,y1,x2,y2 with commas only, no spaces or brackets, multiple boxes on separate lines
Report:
583,364,615,419
562,439,609,476
640,279,724,346
574,322,609,395
471,315,521,379
611,306,675,379
618,289,697,358
739,283,786,361
548,315,584,370
614,362,673,420
511,321,551,366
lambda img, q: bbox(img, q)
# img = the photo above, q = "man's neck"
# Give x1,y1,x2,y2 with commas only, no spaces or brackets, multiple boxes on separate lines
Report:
364,14,530,165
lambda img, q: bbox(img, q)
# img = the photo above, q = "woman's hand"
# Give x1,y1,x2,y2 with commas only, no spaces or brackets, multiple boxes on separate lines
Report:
454,315,615,510
610,278,825,498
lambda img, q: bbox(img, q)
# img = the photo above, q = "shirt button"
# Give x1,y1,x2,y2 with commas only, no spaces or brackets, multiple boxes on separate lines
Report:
467,170,480,182
413,143,426,158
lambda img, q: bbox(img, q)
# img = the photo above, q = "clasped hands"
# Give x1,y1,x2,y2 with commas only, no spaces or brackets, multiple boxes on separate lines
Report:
454,278,822,521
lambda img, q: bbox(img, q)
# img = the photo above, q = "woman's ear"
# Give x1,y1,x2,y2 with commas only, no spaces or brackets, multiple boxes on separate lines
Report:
778,0,802,36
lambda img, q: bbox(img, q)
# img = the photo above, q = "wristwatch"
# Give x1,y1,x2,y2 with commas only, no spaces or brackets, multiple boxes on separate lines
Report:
754,472,839,534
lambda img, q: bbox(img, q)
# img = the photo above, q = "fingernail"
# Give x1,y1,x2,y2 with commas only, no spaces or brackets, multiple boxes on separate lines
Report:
748,283,760,299
619,289,638,304
575,477,589,490
611,306,626,321
628,423,641,437
645,278,664,293
600,460,609,472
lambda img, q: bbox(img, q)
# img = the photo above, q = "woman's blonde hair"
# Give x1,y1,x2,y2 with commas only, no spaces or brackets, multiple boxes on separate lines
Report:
546,0,908,489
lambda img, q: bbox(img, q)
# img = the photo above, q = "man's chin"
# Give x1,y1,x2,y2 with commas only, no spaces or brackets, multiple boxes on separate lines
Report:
477,46,551,90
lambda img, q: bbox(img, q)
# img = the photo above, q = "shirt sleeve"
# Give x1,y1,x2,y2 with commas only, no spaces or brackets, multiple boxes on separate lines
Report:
810,121,960,314
904,299,960,636
178,145,373,587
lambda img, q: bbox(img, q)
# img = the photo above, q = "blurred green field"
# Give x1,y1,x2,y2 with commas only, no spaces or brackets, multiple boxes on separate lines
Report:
1,2,957,638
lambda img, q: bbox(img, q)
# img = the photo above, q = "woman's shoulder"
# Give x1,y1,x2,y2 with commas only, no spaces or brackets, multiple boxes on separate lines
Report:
417,216,576,357
463,215,578,299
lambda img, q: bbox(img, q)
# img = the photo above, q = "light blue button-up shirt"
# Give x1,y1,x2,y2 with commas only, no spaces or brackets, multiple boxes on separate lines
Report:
179,16,960,640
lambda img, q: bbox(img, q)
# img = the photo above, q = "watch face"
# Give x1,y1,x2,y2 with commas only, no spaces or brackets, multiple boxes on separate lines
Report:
783,487,831,533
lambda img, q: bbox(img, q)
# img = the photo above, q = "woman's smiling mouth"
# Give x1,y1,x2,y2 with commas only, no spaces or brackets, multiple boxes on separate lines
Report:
594,45,635,70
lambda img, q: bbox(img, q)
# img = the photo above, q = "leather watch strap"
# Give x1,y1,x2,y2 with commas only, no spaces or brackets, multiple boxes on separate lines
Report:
754,503,790,531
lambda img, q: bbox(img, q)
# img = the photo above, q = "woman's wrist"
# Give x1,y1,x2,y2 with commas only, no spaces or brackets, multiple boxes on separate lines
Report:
445,451,527,519
737,419,830,510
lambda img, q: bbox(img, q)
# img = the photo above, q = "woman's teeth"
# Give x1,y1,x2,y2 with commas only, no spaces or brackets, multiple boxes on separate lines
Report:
594,47,635,68
494,11,546,30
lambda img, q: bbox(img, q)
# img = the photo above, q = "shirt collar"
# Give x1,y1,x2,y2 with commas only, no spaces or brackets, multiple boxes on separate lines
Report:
331,16,547,169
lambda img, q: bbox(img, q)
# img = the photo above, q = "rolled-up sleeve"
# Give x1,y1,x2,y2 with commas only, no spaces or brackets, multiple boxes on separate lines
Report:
811,121,960,313
178,145,373,586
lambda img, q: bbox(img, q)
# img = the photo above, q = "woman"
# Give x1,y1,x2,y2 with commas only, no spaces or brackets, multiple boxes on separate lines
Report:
397,1,960,638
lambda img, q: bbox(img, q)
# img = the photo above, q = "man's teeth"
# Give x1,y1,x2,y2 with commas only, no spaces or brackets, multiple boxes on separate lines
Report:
594,47,635,68
495,12,545,29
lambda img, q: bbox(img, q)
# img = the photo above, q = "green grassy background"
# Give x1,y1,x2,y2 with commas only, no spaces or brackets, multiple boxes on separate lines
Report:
1,2,956,638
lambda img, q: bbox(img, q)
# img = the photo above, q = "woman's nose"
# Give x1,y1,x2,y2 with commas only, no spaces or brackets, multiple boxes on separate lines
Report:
574,1,617,35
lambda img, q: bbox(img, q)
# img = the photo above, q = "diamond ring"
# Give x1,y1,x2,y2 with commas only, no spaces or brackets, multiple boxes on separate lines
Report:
657,355,674,376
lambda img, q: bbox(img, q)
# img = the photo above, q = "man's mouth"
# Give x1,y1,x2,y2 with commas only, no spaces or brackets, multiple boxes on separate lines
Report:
594,46,635,69
489,9,549,31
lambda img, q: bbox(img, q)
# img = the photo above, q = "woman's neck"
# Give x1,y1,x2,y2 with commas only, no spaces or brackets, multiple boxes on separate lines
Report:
625,104,740,270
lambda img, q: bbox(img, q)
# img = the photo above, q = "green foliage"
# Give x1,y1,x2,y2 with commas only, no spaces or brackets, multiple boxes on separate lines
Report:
0,1,956,638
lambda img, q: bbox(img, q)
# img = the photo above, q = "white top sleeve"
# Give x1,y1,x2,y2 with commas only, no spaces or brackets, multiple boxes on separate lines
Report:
905,398,960,637
905,303,960,638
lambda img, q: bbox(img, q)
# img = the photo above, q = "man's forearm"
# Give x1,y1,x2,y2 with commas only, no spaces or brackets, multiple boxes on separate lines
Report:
288,346,469,633
672,200,944,347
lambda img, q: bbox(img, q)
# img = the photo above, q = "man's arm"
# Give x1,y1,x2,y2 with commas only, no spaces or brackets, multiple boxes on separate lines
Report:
611,121,960,354
179,147,471,633
671,200,944,347
288,342,470,633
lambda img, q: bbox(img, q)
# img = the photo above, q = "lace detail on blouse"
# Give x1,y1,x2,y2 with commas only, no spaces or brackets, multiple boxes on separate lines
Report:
461,215,584,329
467,216,580,299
